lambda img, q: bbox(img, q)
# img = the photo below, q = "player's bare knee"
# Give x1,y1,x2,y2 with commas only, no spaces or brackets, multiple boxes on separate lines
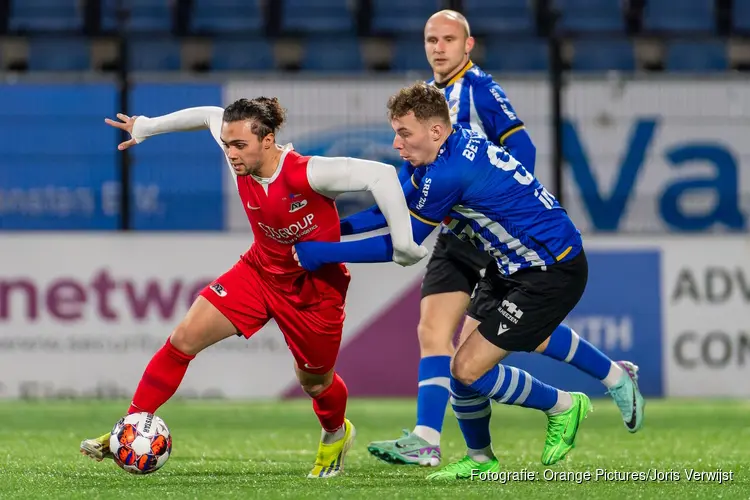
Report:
169,322,202,356
417,321,454,355
450,354,480,386
534,337,551,353
300,381,329,397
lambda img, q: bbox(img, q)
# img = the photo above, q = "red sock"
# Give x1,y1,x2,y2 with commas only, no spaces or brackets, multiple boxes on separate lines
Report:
312,373,348,432
128,338,195,414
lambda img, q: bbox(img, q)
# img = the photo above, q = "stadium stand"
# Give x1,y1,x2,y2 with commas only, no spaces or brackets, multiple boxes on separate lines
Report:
0,0,748,73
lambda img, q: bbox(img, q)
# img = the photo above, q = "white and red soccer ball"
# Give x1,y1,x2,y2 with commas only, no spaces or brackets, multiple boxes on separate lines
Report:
110,412,172,474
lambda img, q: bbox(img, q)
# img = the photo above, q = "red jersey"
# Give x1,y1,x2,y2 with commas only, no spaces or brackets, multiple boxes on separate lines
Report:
236,145,342,278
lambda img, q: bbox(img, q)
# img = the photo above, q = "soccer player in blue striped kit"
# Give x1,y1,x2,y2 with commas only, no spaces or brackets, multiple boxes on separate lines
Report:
334,10,646,467
293,82,601,476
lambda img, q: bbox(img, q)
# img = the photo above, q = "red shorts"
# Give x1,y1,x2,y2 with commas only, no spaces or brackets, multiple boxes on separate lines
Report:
199,257,350,374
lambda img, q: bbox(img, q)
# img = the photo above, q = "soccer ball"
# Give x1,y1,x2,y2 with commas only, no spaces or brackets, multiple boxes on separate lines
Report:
109,412,172,474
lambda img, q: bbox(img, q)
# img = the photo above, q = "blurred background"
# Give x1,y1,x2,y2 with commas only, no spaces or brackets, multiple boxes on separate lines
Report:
0,0,747,402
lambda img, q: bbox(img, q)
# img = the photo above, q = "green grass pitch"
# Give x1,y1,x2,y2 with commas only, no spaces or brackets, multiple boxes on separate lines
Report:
0,398,747,499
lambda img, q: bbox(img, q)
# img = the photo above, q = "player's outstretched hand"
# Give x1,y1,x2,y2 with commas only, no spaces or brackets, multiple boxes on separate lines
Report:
104,113,140,151
392,242,428,267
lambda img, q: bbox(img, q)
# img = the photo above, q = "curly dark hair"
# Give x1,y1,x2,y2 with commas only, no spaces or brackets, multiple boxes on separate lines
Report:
387,82,451,125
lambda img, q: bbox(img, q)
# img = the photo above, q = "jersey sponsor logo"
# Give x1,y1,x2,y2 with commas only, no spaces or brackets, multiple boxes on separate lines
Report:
489,87,518,121
210,283,227,297
415,178,432,211
246,201,261,210
257,213,318,244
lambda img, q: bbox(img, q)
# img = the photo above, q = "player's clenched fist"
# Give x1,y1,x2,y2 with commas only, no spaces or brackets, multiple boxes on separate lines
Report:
392,242,428,267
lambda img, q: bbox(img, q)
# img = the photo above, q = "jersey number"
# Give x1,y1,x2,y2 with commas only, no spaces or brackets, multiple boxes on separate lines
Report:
487,145,557,209
487,145,533,185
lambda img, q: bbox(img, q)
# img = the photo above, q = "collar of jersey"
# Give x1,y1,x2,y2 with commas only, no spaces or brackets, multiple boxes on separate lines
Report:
433,127,460,165
251,143,294,184
433,60,474,89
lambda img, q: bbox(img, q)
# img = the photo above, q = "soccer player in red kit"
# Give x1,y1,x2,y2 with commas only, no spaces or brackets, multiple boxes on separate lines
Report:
80,97,427,478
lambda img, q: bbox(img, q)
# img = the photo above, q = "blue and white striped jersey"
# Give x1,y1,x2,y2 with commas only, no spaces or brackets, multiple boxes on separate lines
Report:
427,61,526,155
408,126,582,275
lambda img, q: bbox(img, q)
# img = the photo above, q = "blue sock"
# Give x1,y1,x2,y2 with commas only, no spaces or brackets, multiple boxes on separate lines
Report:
469,364,561,413
543,323,618,383
450,377,492,451
414,356,451,443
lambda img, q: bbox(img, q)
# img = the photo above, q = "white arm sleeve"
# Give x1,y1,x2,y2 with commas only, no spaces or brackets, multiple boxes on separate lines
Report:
130,106,225,147
307,156,415,253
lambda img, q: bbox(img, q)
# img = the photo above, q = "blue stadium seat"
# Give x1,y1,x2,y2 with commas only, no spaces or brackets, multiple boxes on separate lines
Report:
463,0,534,35
642,0,715,33
191,0,264,33
211,38,274,71
483,39,549,72
301,38,363,71
282,0,356,34
556,0,625,33
128,40,182,71
391,36,432,72
102,0,173,32
733,2,750,34
665,41,728,72
571,39,635,71
9,0,82,32
27,37,90,70
371,0,443,34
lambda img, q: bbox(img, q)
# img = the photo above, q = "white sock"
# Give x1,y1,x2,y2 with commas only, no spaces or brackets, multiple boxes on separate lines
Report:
412,425,441,446
321,422,346,444
602,362,625,389
546,390,573,416
468,445,495,463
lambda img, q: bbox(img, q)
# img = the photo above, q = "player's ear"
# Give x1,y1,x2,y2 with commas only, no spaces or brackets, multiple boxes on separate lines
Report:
465,36,475,54
263,133,274,149
430,122,443,141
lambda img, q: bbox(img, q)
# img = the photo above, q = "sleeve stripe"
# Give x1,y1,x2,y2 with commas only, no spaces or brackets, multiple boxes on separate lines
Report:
409,210,441,226
499,124,525,144
411,174,419,189
556,246,572,261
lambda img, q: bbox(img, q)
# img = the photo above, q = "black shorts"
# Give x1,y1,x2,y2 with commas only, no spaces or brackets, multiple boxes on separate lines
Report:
421,232,495,298
467,248,588,352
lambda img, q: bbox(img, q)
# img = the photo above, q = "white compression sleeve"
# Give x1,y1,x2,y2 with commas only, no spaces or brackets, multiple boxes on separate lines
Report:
130,106,225,145
306,156,416,253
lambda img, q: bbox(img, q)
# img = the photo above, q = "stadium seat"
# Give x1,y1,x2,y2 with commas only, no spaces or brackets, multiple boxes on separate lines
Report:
281,0,356,34
664,41,728,72
9,0,82,32
102,0,173,32
27,38,91,71
371,0,443,35
391,36,432,72
300,38,364,71
556,0,626,33
642,0,715,33
463,0,534,36
571,39,635,71
483,39,549,72
211,38,275,71
127,39,182,71
733,2,750,34
190,0,264,34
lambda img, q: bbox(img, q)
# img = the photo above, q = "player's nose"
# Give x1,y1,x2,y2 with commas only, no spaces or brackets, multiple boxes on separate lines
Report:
392,135,402,149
